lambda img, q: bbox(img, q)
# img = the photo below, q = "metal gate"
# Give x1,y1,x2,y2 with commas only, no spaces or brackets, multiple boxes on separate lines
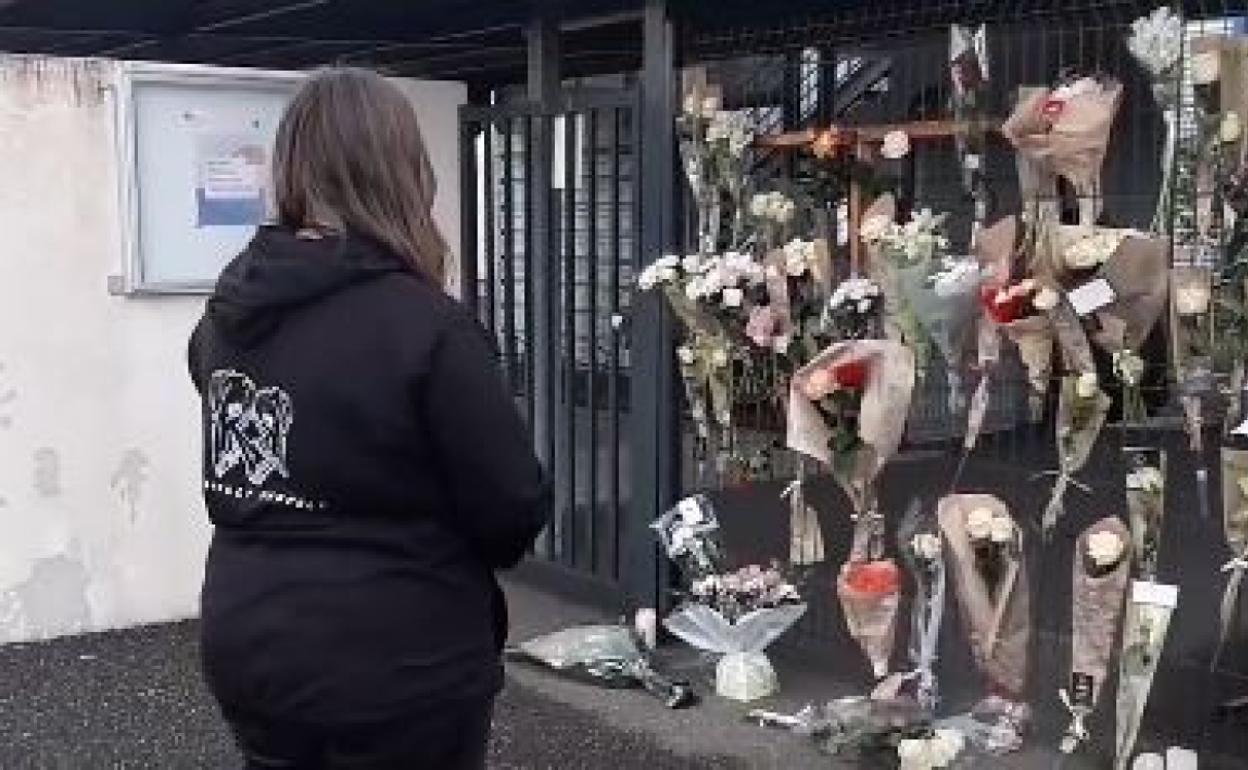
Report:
459,90,643,598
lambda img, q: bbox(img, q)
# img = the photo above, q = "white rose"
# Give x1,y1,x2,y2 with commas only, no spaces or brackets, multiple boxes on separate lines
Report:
1087,530,1125,568
772,334,792,354
1175,283,1211,316
682,254,704,274
1192,51,1221,86
966,507,994,540
1076,371,1099,400
676,345,696,366
1222,111,1243,145
703,94,722,114
989,512,1014,544
656,254,680,269
1033,286,1060,311
912,533,942,560
722,287,744,308
638,268,658,291
881,129,911,160
711,347,730,368
859,214,893,244
749,193,771,218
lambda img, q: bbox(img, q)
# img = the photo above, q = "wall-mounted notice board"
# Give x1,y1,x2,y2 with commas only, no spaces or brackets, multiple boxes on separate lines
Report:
116,63,304,294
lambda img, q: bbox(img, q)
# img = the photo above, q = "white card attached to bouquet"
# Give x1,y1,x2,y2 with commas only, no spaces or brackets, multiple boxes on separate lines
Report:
1132,580,1179,608
1067,278,1117,316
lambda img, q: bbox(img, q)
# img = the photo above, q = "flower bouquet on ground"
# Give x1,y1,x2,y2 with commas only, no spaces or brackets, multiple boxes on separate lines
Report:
837,553,902,681
1115,579,1179,770
508,624,697,709
1214,448,1248,670
1042,372,1111,537
937,494,1031,755
663,563,806,702
1060,517,1132,754
872,504,946,713
748,697,944,764
1124,449,1166,581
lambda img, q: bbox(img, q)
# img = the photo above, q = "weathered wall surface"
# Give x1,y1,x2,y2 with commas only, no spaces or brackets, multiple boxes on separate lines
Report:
0,58,464,644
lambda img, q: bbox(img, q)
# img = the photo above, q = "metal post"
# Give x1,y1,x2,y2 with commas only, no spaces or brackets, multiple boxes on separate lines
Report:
526,6,560,474
625,0,679,609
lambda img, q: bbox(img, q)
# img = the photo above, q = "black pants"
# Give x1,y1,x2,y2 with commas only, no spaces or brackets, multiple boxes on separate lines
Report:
228,699,493,770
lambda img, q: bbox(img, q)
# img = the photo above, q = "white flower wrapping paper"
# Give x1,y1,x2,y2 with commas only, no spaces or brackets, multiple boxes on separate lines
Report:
1125,449,1166,582
1042,374,1111,536
1061,517,1132,754
1115,581,1178,770
1214,448,1248,670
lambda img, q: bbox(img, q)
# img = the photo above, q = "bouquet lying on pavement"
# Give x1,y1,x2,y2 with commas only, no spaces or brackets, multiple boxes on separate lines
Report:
508,625,697,709
664,563,807,703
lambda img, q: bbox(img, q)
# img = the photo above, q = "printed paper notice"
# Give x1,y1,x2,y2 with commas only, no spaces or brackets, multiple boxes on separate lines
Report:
195,134,268,228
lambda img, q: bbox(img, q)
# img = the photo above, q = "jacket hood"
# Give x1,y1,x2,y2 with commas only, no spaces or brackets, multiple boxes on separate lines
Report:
207,226,411,347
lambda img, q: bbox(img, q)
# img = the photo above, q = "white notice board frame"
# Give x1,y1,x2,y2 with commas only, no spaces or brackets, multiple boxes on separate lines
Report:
115,62,306,295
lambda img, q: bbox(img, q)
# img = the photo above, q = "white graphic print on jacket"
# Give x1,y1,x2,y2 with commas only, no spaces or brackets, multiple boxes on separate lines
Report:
208,370,293,485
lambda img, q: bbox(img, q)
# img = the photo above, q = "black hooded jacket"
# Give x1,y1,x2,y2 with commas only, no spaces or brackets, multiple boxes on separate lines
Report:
187,226,549,724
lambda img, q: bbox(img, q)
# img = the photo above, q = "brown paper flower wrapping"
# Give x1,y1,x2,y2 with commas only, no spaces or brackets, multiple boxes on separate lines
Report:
965,217,1016,450
1115,587,1175,770
787,340,916,512
938,494,1030,699
1062,517,1132,753
1002,80,1124,223
1053,226,1170,353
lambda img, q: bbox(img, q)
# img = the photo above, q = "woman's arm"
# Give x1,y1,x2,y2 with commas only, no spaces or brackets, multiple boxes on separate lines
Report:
422,317,551,569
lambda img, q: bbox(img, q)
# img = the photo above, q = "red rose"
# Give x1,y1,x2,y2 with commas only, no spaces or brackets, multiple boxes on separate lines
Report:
843,560,900,595
831,360,869,390
1041,98,1065,119
981,283,1025,324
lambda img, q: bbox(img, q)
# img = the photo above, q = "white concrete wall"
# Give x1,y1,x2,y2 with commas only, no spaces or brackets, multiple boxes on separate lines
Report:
0,57,465,644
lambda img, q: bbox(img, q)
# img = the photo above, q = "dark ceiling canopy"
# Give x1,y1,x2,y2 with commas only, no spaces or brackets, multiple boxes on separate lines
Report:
0,1,1229,85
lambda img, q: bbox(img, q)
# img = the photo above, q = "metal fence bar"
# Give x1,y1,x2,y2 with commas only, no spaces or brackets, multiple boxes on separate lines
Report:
586,107,601,575
609,106,624,581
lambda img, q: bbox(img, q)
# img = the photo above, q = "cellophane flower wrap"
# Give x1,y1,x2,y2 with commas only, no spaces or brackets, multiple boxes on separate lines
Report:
1170,262,1216,451
1002,76,1123,225
964,216,1018,452
1124,449,1166,581
650,494,726,582
1042,373,1111,536
871,507,947,713
786,339,916,515
938,494,1030,754
664,564,806,702
837,557,902,680
1115,579,1178,770
1060,517,1132,754
511,625,696,709
1214,448,1248,669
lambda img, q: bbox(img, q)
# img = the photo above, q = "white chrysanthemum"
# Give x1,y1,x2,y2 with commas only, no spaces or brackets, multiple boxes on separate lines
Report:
783,239,816,277
676,345,696,366
829,277,882,311
711,346,730,368
1128,6,1184,78
1087,530,1125,568
682,254,705,274
722,287,744,308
